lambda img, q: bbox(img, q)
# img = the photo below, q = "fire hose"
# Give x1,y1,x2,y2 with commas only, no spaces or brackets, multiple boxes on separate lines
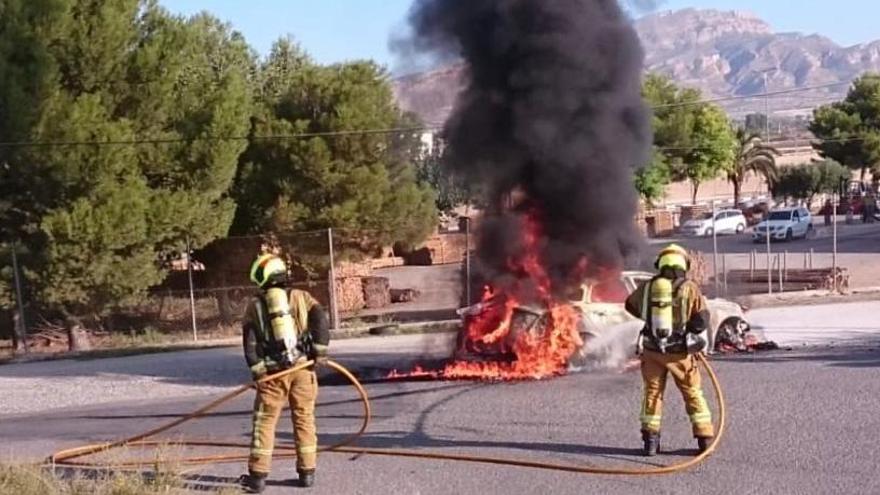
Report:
48,355,725,476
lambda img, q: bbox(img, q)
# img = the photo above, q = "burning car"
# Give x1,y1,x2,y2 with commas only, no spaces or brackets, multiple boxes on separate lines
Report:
456,271,752,364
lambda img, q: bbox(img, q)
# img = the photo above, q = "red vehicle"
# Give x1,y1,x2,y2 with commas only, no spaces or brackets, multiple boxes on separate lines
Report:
820,180,878,216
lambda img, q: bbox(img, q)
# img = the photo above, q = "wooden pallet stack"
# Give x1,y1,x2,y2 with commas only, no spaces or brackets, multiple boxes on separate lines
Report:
333,261,372,311
645,210,675,237
687,250,710,287
402,233,471,266
679,205,711,225
363,276,391,308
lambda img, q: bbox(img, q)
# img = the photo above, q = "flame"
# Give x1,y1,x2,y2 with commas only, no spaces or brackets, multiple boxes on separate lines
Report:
389,212,584,381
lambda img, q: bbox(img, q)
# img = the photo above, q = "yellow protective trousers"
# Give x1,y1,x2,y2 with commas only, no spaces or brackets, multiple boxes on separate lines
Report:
249,366,318,474
639,349,714,438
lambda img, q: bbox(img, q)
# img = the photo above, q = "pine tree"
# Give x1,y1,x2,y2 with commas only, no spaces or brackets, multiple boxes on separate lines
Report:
0,1,254,327
233,43,436,253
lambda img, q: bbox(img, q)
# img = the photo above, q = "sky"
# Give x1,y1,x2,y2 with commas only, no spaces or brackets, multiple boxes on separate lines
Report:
162,0,880,72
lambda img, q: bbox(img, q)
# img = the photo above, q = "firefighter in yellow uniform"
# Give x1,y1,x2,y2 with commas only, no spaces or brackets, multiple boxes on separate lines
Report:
625,244,714,457
239,254,330,492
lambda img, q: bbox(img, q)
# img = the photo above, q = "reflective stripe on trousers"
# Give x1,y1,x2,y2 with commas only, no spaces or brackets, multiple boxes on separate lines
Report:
639,349,714,438
249,365,319,474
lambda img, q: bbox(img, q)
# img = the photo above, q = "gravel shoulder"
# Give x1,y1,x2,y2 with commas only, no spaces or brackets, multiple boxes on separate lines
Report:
0,333,455,417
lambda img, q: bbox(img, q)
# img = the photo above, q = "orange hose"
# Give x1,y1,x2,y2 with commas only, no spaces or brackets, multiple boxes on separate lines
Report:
48,355,724,476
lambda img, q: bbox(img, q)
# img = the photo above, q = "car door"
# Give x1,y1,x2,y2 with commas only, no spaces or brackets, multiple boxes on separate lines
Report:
720,211,736,234
710,211,727,234
790,210,801,236
576,279,634,332
800,208,812,235
713,211,726,234
796,209,810,236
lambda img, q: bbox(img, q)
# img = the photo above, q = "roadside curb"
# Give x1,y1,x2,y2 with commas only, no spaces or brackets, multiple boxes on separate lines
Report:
1,319,461,366
735,287,880,309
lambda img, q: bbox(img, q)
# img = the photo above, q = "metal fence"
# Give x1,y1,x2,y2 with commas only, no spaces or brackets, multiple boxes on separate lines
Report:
702,198,849,299
2,227,471,349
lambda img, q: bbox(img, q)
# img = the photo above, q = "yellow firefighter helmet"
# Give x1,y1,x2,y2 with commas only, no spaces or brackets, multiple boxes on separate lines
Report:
250,253,287,288
655,244,689,272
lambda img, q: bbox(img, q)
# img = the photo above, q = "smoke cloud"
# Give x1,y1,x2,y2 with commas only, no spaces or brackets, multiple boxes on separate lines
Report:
404,0,651,298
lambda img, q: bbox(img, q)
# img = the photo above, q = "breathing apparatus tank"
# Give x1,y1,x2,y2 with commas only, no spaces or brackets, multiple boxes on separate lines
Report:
650,277,674,353
265,287,299,367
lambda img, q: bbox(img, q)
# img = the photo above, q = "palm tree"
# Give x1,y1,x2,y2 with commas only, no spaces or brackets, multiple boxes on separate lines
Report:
727,128,781,207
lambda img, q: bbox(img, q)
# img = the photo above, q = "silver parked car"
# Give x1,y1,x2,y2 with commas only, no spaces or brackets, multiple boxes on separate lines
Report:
680,209,747,237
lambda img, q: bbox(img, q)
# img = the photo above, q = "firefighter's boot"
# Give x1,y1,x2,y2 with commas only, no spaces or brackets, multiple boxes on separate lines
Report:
642,431,660,457
697,436,712,454
239,471,267,494
298,469,315,488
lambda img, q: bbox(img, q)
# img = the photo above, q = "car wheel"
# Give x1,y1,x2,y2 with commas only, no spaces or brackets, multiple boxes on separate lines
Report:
705,227,714,237
714,317,748,352
736,223,745,233
785,228,793,241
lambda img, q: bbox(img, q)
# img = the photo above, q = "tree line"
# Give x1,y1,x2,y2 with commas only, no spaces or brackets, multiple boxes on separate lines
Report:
0,0,435,330
1,0,879,333
638,73,880,208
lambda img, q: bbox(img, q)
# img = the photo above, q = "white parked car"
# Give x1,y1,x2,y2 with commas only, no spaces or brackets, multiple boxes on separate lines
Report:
752,207,813,242
680,209,747,237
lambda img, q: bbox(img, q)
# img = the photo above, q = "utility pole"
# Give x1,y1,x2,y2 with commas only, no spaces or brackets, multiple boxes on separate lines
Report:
327,228,339,330
711,201,719,295
763,69,773,295
186,237,198,341
464,217,472,305
11,243,28,354
833,190,838,291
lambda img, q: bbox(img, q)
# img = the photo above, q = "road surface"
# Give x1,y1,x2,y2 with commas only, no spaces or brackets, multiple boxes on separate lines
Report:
1,304,880,494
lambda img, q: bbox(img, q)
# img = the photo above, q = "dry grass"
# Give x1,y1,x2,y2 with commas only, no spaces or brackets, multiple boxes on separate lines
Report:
0,463,240,495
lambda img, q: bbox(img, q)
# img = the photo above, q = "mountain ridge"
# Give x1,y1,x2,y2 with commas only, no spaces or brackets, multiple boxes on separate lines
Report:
393,8,880,124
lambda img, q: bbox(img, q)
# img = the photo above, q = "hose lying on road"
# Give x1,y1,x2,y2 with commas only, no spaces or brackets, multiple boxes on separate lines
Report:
48,355,725,476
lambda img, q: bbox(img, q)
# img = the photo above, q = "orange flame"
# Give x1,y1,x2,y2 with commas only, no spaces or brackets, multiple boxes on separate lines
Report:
388,212,585,381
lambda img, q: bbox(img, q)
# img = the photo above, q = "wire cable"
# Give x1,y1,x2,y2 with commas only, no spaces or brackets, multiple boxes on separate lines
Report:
0,79,858,149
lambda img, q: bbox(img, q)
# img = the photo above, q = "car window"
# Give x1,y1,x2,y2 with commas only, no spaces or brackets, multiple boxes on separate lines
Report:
793,211,800,220
769,211,792,221
566,286,586,303
591,278,629,303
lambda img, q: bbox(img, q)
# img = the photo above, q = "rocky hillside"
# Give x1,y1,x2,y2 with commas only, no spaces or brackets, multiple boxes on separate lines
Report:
393,8,880,123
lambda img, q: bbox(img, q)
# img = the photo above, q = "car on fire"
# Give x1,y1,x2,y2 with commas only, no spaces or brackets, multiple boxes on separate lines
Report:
456,271,752,363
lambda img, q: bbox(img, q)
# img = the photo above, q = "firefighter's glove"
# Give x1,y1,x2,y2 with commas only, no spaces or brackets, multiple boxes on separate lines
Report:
685,311,710,334
249,361,268,381
310,344,329,367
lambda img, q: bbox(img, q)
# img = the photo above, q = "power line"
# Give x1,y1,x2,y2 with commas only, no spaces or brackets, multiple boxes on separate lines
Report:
655,135,869,153
0,79,858,149
0,126,432,149
651,81,852,109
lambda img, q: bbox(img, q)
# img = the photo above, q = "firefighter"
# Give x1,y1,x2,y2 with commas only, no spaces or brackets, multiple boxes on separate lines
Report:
239,253,330,492
625,244,714,457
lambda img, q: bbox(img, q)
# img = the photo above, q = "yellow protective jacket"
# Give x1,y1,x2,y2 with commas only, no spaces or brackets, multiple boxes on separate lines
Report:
624,277,709,353
242,288,330,378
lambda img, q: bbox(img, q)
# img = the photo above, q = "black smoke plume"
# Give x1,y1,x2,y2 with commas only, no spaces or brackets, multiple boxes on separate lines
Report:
404,0,651,299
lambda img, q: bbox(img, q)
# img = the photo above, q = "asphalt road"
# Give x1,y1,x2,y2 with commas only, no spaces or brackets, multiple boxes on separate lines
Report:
2,311,880,494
